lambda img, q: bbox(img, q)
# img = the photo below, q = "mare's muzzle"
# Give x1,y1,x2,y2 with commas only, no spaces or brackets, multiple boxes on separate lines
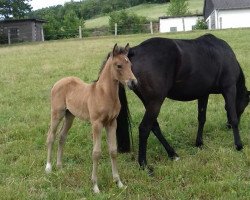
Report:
126,78,138,90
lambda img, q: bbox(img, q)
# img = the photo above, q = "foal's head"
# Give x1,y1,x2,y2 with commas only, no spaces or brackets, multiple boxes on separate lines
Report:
109,44,137,89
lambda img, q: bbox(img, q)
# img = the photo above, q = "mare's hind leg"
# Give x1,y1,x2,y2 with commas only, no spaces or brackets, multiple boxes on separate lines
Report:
196,95,209,147
45,109,65,173
57,111,75,168
106,120,124,188
223,86,243,150
151,120,179,160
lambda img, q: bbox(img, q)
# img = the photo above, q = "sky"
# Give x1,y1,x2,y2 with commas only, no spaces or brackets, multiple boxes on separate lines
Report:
30,0,72,10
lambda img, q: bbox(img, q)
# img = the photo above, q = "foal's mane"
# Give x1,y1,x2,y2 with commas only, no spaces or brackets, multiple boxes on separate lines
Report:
94,46,128,82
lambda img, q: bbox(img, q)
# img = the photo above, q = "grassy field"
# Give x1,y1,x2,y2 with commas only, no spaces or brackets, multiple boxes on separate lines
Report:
0,28,250,199
85,0,204,29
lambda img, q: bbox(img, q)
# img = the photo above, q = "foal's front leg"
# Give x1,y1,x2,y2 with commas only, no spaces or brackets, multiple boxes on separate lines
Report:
106,120,124,189
91,122,103,193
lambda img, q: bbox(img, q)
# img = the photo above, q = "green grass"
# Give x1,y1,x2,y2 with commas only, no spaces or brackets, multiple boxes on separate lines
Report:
1,28,250,199
85,0,204,29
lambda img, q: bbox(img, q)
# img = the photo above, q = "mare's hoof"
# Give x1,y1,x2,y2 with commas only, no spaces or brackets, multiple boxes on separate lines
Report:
236,144,243,151
195,140,203,148
146,166,154,176
226,122,232,129
170,153,180,161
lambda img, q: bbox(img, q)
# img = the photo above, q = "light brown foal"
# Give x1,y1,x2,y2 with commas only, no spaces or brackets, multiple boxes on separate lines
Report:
45,44,137,193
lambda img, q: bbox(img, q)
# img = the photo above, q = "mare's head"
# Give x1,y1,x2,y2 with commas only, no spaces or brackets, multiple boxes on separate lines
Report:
237,90,250,119
109,43,137,89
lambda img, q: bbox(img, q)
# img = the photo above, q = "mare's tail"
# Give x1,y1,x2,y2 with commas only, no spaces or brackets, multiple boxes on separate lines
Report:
116,84,131,152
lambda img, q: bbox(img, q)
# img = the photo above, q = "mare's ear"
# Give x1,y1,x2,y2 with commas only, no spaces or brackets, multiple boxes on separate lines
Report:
112,43,118,57
124,43,130,55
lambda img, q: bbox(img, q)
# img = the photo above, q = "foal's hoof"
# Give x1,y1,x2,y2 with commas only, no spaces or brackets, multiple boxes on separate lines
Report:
45,163,52,174
93,185,100,194
236,144,243,151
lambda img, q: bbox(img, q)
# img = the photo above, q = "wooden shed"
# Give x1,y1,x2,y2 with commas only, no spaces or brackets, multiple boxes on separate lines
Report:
0,18,46,44
204,0,250,29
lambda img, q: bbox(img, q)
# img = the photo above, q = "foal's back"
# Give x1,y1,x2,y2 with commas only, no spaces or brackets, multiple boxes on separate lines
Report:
51,76,92,120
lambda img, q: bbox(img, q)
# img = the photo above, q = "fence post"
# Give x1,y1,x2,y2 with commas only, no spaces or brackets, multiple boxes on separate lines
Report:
150,21,153,34
8,29,11,45
79,26,82,39
41,28,44,42
115,23,117,36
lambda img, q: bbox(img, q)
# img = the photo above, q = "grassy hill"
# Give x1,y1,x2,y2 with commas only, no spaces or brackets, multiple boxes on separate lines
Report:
85,0,204,29
0,28,250,199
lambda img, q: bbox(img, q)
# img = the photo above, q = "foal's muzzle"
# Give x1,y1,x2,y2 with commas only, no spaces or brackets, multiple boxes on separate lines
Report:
126,78,138,90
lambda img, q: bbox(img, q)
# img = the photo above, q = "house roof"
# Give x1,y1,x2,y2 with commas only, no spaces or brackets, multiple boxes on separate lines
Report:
159,14,203,20
0,18,47,24
204,0,250,19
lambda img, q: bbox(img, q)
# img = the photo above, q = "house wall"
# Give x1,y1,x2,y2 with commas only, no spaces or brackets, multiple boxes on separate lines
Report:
159,16,201,33
217,9,250,29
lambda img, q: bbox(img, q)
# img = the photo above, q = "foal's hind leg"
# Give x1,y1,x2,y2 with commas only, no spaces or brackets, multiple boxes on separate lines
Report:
195,96,208,147
223,86,243,150
106,120,124,189
57,111,75,168
91,122,103,193
45,109,65,173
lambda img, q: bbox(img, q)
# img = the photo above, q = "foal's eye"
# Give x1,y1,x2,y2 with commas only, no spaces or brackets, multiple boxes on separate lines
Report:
117,64,122,69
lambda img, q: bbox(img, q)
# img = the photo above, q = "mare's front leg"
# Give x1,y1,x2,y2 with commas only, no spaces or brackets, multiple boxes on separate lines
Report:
195,95,209,147
91,122,103,193
151,120,179,160
138,100,163,171
223,87,243,150
106,120,124,189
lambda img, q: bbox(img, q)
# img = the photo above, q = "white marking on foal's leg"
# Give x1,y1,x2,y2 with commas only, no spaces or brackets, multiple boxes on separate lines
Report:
45,162,52,173
117,180,124,188
93,184,100,194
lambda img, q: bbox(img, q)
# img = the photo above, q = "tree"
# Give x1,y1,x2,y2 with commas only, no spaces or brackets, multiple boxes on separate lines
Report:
109,10,148,34
167,0,189,16
0,0,32,19
193,18,208,30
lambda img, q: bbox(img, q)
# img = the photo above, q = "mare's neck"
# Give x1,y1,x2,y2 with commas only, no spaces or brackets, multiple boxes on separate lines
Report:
96,58,119,99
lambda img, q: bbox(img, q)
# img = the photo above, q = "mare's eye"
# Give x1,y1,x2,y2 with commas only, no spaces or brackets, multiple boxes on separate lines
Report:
117,64,122,69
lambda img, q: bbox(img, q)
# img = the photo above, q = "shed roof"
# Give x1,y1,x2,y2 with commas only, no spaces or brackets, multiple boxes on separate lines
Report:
0,18,47,24
204,0,250,19
159,14,203,20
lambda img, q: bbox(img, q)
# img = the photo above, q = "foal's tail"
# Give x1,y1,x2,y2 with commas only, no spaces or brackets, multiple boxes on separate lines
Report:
116,84,131,152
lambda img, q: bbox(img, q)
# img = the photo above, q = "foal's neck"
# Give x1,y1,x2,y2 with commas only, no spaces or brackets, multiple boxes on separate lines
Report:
96,58,119,99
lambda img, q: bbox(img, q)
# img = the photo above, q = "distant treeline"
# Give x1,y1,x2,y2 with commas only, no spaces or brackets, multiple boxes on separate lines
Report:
27,0,169,40
28,0,168,20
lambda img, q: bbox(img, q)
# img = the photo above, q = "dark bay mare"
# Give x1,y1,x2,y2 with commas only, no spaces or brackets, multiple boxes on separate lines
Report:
116,34,249,169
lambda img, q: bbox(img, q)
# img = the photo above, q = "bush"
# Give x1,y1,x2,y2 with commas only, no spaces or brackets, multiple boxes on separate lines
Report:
194,18,208,30
109,10,148,34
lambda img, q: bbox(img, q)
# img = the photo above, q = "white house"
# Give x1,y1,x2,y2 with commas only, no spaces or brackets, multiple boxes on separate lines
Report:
159,15,203,33
204,0,250,29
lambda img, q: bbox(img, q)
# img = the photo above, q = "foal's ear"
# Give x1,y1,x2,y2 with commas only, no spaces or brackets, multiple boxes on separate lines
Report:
124,43,130,55
112,43,119,57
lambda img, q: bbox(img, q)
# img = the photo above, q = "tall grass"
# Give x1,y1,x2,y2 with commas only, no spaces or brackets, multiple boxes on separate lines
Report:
0,29,250,199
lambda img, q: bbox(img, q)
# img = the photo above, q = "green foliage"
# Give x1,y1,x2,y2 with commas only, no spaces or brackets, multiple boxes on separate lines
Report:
167,0,189,16
0,0,32,19
109,10,148,34
194,18,208,30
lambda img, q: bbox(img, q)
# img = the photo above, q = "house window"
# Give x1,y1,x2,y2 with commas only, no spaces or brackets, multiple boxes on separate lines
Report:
170,27,177,32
